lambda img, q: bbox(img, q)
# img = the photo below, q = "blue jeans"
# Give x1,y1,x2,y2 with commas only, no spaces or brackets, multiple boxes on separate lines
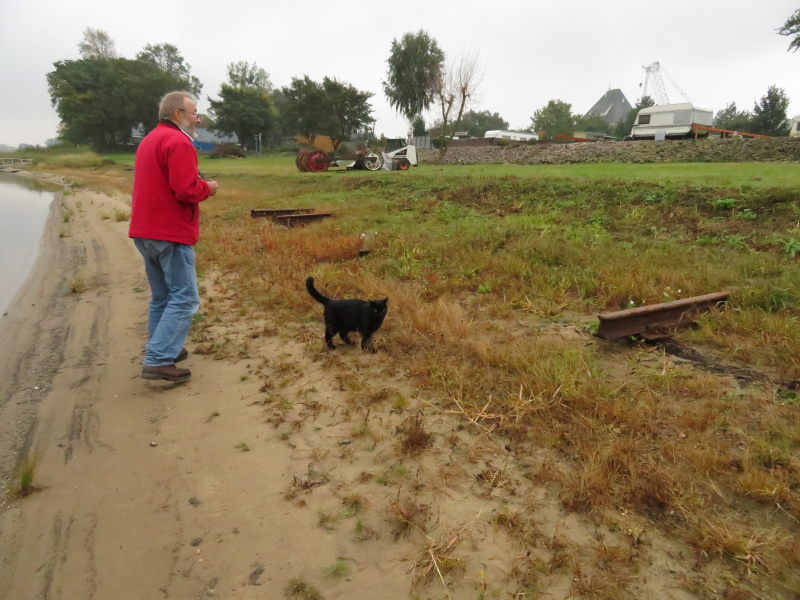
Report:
134,238,200,366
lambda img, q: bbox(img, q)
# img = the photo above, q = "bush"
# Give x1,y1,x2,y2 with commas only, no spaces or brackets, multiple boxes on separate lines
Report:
208,143,246,159
37,153,113,168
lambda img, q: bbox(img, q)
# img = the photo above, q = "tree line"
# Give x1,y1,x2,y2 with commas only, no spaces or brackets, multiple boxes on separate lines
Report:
49,13,800,152
48,28,377,151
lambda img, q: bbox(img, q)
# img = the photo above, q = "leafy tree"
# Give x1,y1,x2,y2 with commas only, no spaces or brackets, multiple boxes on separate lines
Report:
412,115,426,136
280,76,328,141
209,61,276,150
209,86,273,150
136,43,201,95
49,33,207,148
573,114,614,137
321,77,374,143
226,61,272,91
531,99,575,140
778,9,800,52
458,110,508,137
78,27,116,59
280,76,373,146
618,96,655,138
47,58,180,148
383,30,444,127
712,102,753,132
750,85,790,136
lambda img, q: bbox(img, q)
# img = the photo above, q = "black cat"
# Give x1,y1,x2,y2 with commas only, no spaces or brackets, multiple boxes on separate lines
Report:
306,277,388,352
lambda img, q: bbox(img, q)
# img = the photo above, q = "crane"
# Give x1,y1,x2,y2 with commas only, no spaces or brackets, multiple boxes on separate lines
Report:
639,61,691,105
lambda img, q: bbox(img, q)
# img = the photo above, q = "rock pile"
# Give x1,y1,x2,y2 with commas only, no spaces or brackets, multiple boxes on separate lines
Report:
419,137,800,165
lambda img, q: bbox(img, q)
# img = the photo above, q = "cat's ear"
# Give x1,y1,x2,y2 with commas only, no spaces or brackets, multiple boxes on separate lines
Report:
382,297,388,305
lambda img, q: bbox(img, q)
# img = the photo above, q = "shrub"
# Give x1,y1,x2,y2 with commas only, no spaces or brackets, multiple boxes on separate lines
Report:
208,143,246,159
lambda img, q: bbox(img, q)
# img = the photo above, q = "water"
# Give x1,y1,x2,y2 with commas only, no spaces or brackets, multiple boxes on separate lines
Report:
0,174,57,314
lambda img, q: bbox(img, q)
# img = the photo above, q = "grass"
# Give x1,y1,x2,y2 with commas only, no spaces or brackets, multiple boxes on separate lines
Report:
285,578,323,600
8,456,37,498
69,271,88,294
323,558,350,578
39,153,800,595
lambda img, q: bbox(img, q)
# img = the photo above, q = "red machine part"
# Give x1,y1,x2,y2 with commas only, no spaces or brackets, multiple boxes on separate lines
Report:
306,150,329,172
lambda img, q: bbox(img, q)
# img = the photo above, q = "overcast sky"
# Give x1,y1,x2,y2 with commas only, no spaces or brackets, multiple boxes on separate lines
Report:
1,0,799,147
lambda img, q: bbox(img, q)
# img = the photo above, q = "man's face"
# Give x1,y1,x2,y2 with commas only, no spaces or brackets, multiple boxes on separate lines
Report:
175,99,201,138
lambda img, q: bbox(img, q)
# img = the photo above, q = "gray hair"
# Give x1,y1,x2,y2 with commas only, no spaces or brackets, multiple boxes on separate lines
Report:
158,91,195,119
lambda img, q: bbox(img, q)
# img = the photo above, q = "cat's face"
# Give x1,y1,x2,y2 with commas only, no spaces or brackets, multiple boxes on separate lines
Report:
370,298,388,317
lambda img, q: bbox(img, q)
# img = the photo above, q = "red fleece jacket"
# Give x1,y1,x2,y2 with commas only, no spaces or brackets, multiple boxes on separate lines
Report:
128,122,210,245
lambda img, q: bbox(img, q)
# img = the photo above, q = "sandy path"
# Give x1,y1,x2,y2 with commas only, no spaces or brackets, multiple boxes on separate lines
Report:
0,187,417,599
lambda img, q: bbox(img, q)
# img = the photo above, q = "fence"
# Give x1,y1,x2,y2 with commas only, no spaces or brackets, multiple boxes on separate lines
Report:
0,158,33,167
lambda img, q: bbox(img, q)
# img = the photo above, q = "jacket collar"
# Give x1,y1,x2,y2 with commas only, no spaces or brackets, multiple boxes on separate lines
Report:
159,119,194,142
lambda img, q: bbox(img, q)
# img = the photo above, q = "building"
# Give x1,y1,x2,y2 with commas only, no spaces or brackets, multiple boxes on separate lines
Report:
130,126,239,151
192,128,239,151
585,89,633,127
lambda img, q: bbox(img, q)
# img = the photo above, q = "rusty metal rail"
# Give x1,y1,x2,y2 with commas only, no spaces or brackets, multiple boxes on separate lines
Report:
271,213,332,227
597,291,729,340
250,208,332,227
250,208,315,218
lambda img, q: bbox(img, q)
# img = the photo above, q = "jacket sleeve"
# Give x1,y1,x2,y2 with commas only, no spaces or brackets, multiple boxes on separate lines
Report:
167,140,210,204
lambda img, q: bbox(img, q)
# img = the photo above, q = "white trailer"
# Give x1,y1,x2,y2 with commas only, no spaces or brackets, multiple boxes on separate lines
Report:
484,130,539,142
628,103,713,140
789,115,800,138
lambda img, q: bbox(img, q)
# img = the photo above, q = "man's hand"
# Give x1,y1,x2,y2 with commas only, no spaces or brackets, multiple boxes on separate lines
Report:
207,180,219,196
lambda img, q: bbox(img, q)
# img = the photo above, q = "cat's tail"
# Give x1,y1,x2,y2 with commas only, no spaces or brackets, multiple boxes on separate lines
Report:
306,277,330,305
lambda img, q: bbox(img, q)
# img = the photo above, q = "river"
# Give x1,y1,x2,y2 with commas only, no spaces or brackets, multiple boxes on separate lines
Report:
0,173,57,314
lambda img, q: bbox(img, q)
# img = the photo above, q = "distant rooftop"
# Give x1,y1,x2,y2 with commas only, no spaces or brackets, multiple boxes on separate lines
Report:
585,89,633,126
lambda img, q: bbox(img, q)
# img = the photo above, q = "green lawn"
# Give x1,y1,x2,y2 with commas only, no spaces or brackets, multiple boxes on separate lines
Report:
179,154,800,188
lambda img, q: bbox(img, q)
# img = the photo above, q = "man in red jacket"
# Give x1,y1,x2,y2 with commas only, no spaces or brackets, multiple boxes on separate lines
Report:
129,91,219,382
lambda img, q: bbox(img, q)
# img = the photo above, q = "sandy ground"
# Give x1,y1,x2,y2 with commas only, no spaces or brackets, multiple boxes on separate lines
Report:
0,176,768,599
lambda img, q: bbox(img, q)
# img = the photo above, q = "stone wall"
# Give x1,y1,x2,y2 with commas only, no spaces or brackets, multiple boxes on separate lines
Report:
418,137,800,165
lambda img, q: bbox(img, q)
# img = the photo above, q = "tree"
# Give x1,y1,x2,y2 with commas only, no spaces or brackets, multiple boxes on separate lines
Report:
712,102,753,132
383,30,444,128
280,76,328,141
531,99,575,140
78,27,116,59
48,32,208,148
433,52,482,159
412,115,426,136
750,85,790,136
209,86,273,150
136,43,201,95
459,110,508,138
209,62,276,150
226,61,272,91
321,77,374,143
778,9,800,52
47,58,181,148
573,114,614,137
618,96,655,139
280,76,374,147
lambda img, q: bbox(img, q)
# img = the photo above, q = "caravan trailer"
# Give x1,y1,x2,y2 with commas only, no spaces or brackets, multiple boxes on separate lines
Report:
789,115,800,138
628,103,713,140
484,130,539,142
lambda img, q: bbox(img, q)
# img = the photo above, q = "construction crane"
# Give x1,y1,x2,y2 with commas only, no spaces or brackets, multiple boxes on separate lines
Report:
639,61,691,105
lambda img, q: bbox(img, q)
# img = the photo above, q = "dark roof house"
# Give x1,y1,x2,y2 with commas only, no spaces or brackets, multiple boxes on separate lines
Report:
585,89,633,126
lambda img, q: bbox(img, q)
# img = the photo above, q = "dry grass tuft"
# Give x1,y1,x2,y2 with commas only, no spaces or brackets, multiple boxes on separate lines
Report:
398,413,433,455
690,517,788,575
8,456,37,498
386,491,431,540
411,527,468,594
285,577,323,600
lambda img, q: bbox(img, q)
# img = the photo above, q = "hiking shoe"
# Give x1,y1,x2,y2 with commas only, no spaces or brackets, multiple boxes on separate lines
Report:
175,347,189,363
142,364,191,382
